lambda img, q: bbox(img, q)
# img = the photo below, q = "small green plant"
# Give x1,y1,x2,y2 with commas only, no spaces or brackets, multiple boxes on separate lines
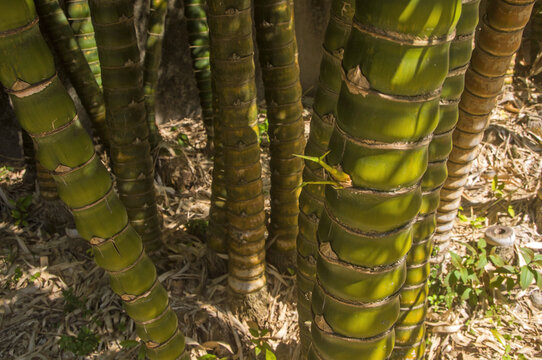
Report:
9,194,32,227
62,288,89,315
249,324,276,360
186,218,209,239
258,116,269,144
177,133,191,148
59,326,99,356
492,175,505,198
120,339,139,349
457,206,486,229
445,240,542,309
0,165,13,181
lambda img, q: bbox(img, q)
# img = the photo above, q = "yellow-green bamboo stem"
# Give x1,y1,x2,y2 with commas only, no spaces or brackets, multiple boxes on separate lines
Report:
207,0,267,296
309,1,461,359
436,0,535,239
254,0,305,267
88,0,162,249
184,0,213,143
35,0,108,146
143,0,167,150
296,0,354,353
392,1,480,358
0,1,186,358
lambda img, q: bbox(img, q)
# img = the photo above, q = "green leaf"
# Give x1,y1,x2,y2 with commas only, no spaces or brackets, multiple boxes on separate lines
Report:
459,267,469,283
478,238,487,249
137,345,146,360
520,248,534,265
255,346,261,356
265,348,277,360
535,271,542,290
198,355,218,360
461,287,472,300
450,251,463,269
489,254,505,267
507,205,515,218
520,266,534,289
249,328,259,338
120,340,139,349
491,328,506,346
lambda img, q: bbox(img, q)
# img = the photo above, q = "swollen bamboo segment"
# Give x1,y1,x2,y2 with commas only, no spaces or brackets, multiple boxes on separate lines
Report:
207,0,267,294
309,1,460,359
35,0,108,146
436,0,535,239
393,1,480,357
143,0,167,150
254,0,305,264
0,2,185,358
88,0,162,249
296,0,354,353
184,0,213,142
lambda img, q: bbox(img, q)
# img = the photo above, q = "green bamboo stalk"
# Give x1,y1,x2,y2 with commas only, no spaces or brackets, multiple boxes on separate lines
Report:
391,1,480,358
308,1,461,359
65,0,102,88
88,0,162,249
34,0,108,146
143,0,168,150
0,1,186,358
295,0,355,353
207,0,268,300
436,0,535,240
254,0,305,269
184,0,214,143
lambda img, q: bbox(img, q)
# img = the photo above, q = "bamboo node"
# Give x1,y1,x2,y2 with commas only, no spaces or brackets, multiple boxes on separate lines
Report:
345,66,370,96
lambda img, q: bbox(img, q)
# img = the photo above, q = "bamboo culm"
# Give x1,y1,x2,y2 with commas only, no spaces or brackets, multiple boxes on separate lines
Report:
143,0,168,150
88,0,162,249
0,1,186,358
295,0,355,354
35,0,108,146
309,1,461,359
392,1,480,358
436,0,536,239
254,0,305,267
207,0,268,295
184,0,213,143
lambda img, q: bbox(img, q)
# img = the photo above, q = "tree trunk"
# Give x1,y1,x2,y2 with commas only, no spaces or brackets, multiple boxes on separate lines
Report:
309,1,461,359
436,0,535,239
88,0,162,249
254,0,305,270
0,1,186,357
207,0,268,313
296,0,355,354
143,0,167,150
35,0,108,146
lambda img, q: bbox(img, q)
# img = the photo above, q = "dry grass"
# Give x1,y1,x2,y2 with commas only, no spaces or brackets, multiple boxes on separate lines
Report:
0,74,541,360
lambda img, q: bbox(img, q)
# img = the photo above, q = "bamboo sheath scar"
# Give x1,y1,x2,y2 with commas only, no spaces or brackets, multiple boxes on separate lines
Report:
88,0,162,249
296,0,355,354
254,0,305,259
0,2,186,358
308,1,461,359
184,0,213,143
436,0,536,239
143,0,167,150
35,0,108,146
392,1,480,358
207,0,267,293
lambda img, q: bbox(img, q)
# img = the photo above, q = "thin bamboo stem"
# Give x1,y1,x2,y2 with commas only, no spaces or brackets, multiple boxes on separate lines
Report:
88,0,162,249
35,0,108,146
